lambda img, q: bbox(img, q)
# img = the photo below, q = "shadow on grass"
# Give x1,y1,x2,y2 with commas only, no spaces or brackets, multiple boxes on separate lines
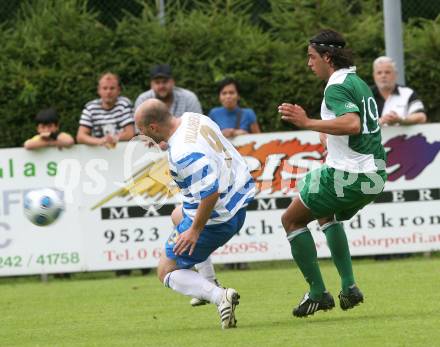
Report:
202,308,440,331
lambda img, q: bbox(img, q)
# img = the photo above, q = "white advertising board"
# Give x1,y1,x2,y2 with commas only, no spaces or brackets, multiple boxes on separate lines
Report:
1,125,439,276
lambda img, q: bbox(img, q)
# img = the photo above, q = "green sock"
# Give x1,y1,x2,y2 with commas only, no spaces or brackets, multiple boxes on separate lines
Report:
287,227,326,300
322,222,355,294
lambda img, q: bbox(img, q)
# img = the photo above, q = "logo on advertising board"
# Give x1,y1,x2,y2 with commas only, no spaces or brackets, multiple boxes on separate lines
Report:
91,133,440,219
92,136,326,219
384,134,440,181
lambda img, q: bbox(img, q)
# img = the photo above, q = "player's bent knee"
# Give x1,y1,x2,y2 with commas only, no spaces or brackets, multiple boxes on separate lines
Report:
157,266,168,284
318,216,334,226
281,211,295,232
157,251,178,283
281,211,305,232
281,212,289,230
157,262,169,283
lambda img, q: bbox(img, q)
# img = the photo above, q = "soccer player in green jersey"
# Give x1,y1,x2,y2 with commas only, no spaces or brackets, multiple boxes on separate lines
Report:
278,29,387,317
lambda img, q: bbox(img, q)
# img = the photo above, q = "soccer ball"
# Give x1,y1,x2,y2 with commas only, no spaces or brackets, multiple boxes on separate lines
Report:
23,188,64,226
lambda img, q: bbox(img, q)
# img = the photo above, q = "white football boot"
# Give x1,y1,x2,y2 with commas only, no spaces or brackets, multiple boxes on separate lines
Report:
217,288,240,329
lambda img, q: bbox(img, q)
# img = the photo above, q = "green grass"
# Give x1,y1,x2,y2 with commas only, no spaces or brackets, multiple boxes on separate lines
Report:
1,257,439,347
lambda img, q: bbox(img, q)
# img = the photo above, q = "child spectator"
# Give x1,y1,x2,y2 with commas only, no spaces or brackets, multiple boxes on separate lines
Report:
24,108,74,150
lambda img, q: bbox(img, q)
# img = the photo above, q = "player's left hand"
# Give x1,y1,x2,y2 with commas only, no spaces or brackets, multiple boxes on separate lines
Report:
173,227,200,256
278,103,310,128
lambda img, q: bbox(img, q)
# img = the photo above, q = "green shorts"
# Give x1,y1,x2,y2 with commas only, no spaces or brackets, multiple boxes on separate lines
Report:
298,164,387,221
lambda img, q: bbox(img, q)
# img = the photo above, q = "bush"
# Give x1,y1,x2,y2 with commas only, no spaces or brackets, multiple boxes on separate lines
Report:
113,2,302,132
0,0,113,147
405,15,440,121
0,0,438,148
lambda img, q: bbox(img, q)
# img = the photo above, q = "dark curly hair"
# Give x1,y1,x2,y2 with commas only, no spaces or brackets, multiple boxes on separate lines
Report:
309,29,354,69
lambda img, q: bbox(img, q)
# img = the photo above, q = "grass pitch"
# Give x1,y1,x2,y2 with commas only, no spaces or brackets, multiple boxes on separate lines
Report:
1,256,439,347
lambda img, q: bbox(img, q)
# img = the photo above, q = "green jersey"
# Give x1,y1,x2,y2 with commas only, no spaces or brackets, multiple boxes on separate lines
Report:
322,67,386,173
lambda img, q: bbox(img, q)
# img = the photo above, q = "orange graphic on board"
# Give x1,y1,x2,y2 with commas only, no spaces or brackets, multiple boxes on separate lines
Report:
236,139,325,193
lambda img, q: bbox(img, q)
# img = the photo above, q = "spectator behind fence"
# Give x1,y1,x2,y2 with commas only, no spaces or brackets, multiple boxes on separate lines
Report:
209,78,261,139
209,78,260,270
76,72,135,148
76,72,134,277
24,108,74,150
134,64,202,116
372,56,427,126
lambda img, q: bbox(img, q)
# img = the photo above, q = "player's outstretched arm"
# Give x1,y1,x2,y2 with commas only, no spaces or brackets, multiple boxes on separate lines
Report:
279,103,360,135
305,113,361,135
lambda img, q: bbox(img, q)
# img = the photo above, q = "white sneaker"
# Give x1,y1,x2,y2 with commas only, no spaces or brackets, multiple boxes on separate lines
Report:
190,297,209,306
190,279,221,307
217,288,240,329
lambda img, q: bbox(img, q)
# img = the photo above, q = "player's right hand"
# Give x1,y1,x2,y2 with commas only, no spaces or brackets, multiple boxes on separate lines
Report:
173,227,200,256
278,103,310,128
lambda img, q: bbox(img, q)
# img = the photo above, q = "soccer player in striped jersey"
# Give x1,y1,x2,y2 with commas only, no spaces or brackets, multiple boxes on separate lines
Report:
135,99,255,329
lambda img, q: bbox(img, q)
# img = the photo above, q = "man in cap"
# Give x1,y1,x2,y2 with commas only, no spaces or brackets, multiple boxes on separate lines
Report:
134,64,202,116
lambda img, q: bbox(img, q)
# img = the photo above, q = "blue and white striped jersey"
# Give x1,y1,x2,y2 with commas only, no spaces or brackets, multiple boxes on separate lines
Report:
167,112,255,224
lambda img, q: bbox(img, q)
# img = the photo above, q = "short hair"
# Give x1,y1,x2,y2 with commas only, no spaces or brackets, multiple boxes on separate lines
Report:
373,56,398,72
138,99,172,127
98,72,120,87
35,108,59,125
309,29,354,69
217,77,241,95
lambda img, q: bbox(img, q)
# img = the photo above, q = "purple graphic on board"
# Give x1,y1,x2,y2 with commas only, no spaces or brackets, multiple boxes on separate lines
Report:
384,134,440,181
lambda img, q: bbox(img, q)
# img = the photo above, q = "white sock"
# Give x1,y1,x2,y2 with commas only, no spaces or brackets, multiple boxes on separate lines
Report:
194,257,217,283
164,269,224,305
